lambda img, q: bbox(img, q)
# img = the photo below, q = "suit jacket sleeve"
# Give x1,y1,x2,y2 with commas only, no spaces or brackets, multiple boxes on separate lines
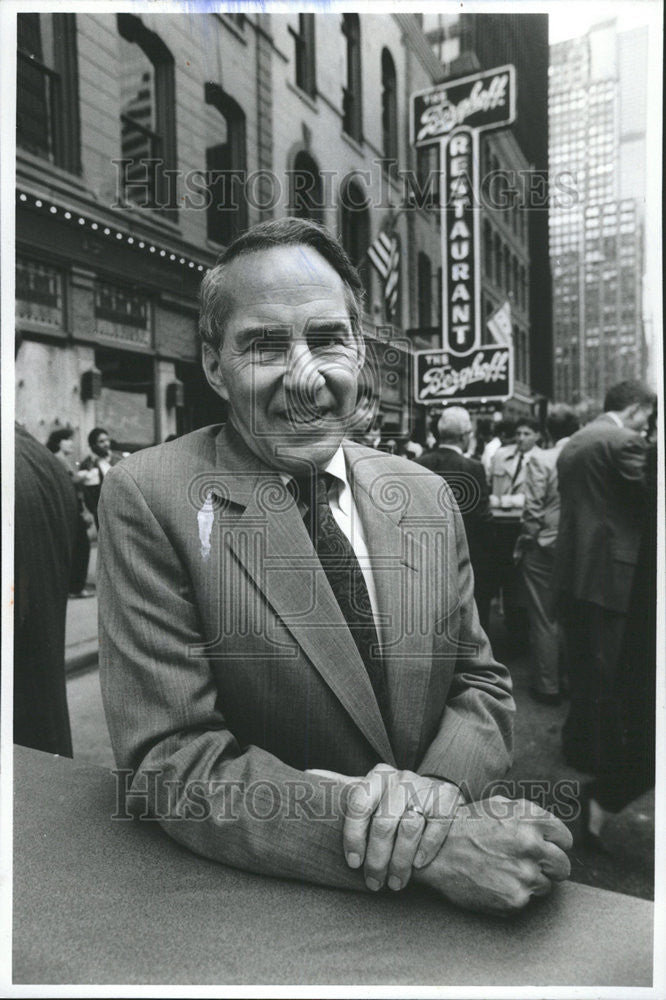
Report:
613,432,647,485
98,464,368,891
415,496,514,798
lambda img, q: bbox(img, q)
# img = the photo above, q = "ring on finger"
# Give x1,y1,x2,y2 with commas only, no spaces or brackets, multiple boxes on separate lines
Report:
405,803,426,818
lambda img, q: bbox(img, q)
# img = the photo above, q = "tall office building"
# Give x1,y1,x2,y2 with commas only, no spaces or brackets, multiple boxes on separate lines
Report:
549,21,648,404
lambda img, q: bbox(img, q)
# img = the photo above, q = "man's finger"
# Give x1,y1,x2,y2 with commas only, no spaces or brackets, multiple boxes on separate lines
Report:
343,769,389,868
412,816,454,869
536,841,571,881
539,815,574,852
529,871,553,898
386,808,427,890
509,799,574,852
363,808,401,890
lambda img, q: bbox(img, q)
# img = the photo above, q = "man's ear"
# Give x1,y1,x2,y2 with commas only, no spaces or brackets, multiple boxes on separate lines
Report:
201,343,229,401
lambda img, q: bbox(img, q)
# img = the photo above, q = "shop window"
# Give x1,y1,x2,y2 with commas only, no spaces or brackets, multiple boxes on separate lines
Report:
290,14,316,97
341,178,370,303
94,348,156,452
415,144,439,209
17,13,80,173
341,14,362,142
381,48,397,169
205,83,247,245
417,252,432,329
117,13,176,211
290,150,323,224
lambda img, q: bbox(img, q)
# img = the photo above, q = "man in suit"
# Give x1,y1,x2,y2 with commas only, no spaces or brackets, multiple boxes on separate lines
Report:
14,424,78,756
552,380,654,845
515,405,579,705
99,219,571,913
490,417,543,501
417,407,496,632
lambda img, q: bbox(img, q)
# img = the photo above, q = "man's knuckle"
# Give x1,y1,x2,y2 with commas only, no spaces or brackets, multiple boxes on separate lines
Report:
371,815,396,836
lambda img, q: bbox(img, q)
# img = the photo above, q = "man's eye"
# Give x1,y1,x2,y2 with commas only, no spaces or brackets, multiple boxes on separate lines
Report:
259,347,287,363
307,334,346,352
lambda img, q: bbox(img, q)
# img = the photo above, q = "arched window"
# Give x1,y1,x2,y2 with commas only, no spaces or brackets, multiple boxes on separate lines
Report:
341,178,370,303
17,13,80,173
290,150,323,224
381,48,397,168
205,83,247,245
341,14,362,141
117,14,176,210
417,252,432,329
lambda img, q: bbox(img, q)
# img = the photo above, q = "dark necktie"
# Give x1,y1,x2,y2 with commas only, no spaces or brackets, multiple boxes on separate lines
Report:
510,451,524,490
291,473,389,723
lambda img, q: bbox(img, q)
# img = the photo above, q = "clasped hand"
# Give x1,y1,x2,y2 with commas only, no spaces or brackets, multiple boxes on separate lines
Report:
310,763,463,892
309,763,573,914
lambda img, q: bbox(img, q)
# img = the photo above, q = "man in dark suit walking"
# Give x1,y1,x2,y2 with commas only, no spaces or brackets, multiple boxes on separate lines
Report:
417,407,496,632
552,380,655,845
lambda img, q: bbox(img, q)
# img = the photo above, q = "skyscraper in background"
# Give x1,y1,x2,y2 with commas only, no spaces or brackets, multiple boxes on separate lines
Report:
549,21,648,405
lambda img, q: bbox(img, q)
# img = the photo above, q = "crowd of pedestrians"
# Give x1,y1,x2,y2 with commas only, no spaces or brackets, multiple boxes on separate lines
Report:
412,379,657,849
15,378,657,856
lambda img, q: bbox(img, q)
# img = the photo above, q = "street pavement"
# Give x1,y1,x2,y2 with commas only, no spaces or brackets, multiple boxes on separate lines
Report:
65,554,655,900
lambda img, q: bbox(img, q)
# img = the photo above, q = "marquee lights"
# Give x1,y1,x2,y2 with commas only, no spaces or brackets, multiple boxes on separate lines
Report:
17,189,207,272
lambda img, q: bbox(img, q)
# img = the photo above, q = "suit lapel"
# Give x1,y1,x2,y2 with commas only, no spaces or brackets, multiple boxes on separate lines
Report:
213,425,396,766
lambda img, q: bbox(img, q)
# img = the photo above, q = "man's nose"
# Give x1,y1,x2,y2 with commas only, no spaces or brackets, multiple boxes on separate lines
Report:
282,340,326,401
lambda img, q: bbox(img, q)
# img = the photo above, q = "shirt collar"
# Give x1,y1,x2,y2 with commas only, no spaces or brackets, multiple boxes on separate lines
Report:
279,445,350,513
438,443,463,455
606,411,624,428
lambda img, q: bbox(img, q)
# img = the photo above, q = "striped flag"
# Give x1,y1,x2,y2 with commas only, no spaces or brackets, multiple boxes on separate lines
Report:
367,231,400,318
487,300,512,345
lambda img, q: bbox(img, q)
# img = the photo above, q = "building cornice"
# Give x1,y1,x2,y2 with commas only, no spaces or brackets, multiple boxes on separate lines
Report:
391,13,446,82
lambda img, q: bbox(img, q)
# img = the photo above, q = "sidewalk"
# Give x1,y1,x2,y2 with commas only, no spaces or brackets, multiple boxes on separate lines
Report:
65,542,99,674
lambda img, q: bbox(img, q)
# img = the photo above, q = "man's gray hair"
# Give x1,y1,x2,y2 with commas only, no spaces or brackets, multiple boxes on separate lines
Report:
437,406,472,443
199,217,366,352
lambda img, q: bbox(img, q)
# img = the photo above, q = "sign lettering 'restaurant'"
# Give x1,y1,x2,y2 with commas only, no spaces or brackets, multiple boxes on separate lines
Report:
445,130,476,353
410,64,516,363
414,346,514,403
411,65,516,147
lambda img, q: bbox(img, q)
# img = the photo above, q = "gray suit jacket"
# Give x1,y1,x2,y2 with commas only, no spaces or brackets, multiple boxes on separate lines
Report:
99,424,514,889
521,440,568,548
553,414,647,613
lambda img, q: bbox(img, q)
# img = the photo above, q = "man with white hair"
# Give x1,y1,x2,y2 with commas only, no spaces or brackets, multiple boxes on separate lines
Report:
417,407,496,632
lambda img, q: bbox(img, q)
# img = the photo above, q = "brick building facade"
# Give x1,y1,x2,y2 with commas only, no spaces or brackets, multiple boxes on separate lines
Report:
15,11,444,451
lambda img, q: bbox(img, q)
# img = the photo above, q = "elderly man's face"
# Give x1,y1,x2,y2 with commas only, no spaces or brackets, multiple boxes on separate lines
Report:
203,245,364,474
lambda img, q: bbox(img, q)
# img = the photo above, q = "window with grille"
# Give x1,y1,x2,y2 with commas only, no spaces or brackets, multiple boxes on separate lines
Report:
290,151,324,225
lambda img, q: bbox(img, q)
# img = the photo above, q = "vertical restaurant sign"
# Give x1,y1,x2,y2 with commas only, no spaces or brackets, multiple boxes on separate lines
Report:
410,65,516,357
444,128,476,353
